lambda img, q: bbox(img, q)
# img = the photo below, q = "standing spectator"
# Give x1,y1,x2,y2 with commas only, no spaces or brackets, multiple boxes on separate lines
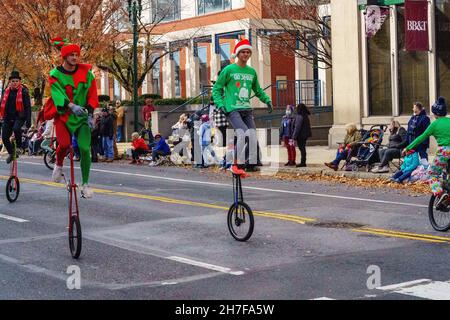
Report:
141,98,155,143
197,114,217,168
149,133,171,166
99,107,114,162
292,103,312,167
186,109,204,165
407,102,430,164
115,100,126,142
130,132,149,164
325,123,361,171
109,105,120,160
213,101,229,147
90,111,101,163
372,120,407,173
280,105,296,166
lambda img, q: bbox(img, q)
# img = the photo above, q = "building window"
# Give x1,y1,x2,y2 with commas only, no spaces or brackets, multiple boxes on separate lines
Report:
198,46,209,90
173,51,181,97
397,6,429,115
367,11,392,116
220,43,231,70
197,0,231,15
151,54,161,95
437,1,450,99
152,0,180,22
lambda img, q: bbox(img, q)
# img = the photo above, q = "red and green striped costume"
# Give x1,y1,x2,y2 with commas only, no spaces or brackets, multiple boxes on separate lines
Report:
47,63,99,185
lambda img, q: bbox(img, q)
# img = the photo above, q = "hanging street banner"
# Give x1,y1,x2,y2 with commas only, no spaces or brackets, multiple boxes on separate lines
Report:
365,5,390,38
405,0,429,51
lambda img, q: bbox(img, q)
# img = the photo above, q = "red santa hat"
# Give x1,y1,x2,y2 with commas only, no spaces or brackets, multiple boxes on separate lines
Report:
51,37,81,59
232,39,252,59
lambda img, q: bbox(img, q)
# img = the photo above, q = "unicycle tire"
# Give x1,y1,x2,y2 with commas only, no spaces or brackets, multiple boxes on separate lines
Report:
429,195,450,232
44,151,56,170
227,201,254,242
6,176,20,203
69,216,82,259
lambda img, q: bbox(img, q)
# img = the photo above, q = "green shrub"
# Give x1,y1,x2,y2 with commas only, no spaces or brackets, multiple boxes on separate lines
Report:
154,98,187,106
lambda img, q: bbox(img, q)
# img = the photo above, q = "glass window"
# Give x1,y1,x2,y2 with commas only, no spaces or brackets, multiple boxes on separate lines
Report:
197,0,231,15
220,43,231,70
152,0,180,22
367,12,392,116
152,54,160,95
397,6,429,115
173,51,181,97
436,0,450,99
198,46,209,90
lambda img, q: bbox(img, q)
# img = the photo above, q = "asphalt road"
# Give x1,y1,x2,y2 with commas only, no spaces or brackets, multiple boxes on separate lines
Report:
0,157,450,300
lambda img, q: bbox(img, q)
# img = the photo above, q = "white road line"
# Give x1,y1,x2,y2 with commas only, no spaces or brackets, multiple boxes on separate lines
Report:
0,214,29,223
310,297,336,300
378,279,450,300
168,256,245,276
20,161,428,209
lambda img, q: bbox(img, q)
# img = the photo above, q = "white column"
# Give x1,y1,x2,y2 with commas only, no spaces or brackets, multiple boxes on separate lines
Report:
210,35,221,80
428,0,437,105
251,35,272,107
141,47,148,95
101,71,109,95
186,40,200,97
390,6,399,117
163,45,174,98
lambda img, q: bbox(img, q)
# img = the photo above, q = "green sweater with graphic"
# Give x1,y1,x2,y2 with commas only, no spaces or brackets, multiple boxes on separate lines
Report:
212,64,271,113
407,117,450,151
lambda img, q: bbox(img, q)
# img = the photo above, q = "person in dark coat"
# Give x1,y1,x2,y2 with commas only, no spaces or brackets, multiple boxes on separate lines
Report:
292,103,312,167
0,71,32,163
99,107,114,162
372,120,408,173
280,105,296,166
407,102,430,162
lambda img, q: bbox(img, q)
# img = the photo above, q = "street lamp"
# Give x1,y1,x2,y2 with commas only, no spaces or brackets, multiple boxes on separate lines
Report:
127,0,142,132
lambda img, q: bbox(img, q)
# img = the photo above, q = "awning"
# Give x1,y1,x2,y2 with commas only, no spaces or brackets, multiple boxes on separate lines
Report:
359,0,404,10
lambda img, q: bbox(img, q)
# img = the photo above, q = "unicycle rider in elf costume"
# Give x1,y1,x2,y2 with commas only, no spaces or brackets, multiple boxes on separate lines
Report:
45,38,99,198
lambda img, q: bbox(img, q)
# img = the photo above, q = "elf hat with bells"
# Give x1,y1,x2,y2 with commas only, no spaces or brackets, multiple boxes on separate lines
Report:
51,37,81,59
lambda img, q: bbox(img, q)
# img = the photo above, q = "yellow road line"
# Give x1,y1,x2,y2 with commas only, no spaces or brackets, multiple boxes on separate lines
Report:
1,176,313,225
352,228,447,244
4,175,450,244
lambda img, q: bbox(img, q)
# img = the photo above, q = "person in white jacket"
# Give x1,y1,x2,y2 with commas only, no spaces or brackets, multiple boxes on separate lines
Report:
40,119,55,153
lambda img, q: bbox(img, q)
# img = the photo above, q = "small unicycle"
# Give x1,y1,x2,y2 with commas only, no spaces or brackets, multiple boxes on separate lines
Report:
227,165,254,241
63,147,82,259
6,142,20,203
429,163,450,232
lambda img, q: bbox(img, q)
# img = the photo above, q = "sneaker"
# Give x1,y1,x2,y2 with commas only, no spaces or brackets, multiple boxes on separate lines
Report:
129,160,137,164
5,154,13,164
296,164,307,168
376,166,389,173
149,161,158,167
324,162,337,171
52,165,64,183
81,184,94,199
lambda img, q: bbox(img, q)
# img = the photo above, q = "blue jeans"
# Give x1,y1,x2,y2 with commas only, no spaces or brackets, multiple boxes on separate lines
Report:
102,137,114,160
332,149,349,166
72,135,80,158
417,145,428,161
392,170,413,183
117,125,123,142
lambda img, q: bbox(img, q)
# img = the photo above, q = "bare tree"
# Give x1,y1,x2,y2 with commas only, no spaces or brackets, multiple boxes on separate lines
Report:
249,0,331,69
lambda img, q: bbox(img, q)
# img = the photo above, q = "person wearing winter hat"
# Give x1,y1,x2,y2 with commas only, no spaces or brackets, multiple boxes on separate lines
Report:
405,97,450,209
44,37,99,198
280,105,296,166
0,71,32,163
212,38,272,171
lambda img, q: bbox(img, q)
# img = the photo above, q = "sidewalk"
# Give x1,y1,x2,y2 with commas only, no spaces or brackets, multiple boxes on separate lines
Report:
117,143,401,180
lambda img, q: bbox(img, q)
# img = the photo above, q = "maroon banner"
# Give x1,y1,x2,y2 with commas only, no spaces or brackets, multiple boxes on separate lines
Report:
405,0,429,51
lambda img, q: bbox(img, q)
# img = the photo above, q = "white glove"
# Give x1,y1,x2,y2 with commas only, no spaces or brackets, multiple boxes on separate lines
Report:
69,103,86,117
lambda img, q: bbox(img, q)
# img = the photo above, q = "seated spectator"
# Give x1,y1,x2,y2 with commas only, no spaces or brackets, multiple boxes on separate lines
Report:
390,149,419,183
29,125,44,156
358,131,380,160
172,113,189,156
149,133,171,167
325,123,362,171
40,119,55,153
372,120,407,173
130,132,149,164
410,163,430,183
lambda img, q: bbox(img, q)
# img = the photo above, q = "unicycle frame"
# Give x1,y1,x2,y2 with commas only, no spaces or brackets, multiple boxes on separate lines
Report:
67,148,80,227
233,173,244,205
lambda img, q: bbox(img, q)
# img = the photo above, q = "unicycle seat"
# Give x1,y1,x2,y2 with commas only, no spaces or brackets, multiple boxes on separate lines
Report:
230,165,249,178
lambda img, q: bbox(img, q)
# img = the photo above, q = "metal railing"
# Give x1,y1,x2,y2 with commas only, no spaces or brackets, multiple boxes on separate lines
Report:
276,80,322,107
163,85,212,119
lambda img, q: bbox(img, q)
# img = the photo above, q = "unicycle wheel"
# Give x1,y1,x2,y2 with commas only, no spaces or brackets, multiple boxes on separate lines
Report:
429,195,450,232
69,216,82,259
227,201,254,242
6,176,20,203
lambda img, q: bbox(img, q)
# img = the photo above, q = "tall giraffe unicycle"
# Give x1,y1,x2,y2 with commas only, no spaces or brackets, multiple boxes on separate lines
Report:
6,141,20,203
63,147,82,259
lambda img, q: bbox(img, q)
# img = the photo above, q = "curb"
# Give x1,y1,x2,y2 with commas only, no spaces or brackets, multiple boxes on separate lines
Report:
265,166,392,180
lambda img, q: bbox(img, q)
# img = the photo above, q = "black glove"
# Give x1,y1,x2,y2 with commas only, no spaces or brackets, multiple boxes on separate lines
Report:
267,102,273,114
